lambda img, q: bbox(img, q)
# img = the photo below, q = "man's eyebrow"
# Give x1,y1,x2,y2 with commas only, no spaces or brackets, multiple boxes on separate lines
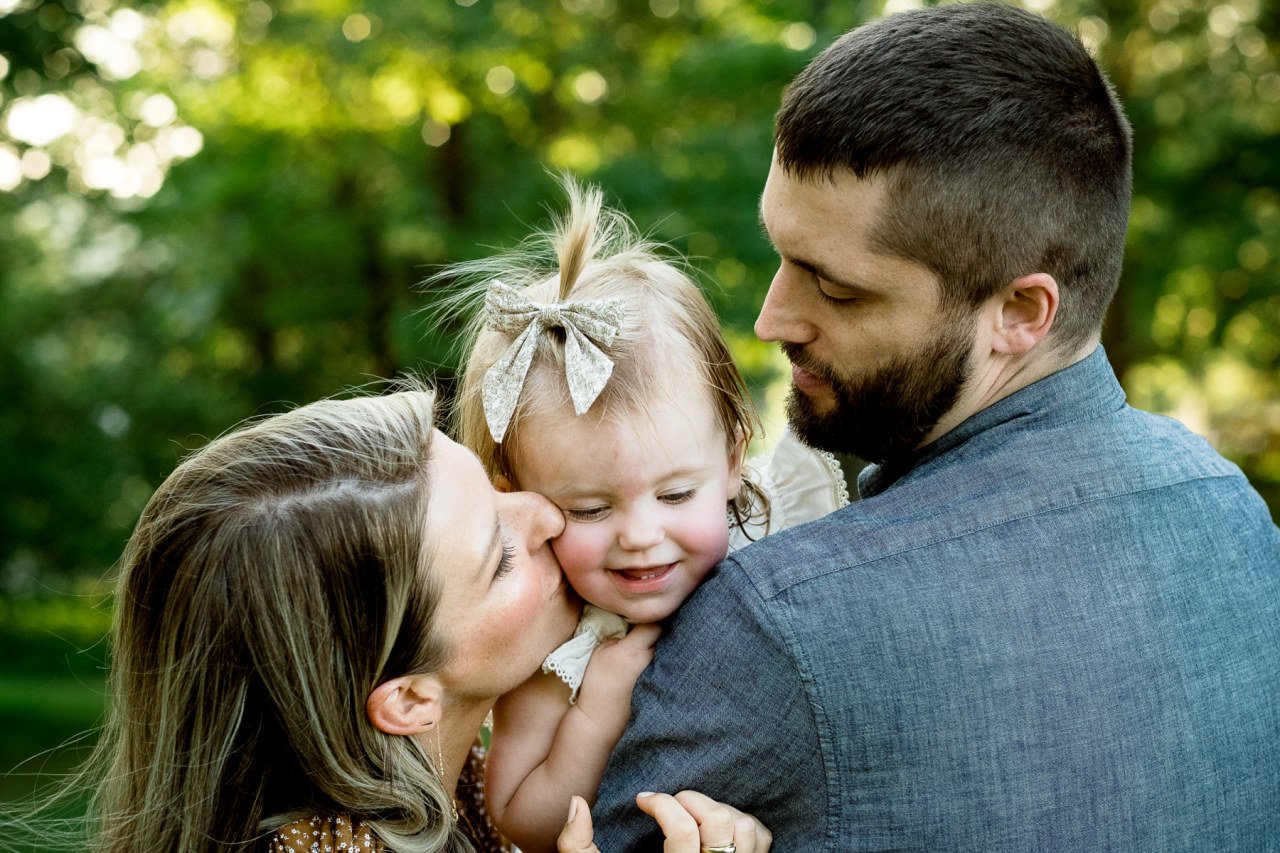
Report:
758,198,875,295
789,255,877,296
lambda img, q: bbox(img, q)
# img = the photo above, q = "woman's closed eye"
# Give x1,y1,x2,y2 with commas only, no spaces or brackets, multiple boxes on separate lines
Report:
494,540,517,579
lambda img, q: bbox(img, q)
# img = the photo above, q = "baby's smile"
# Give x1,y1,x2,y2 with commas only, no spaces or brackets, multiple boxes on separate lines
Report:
608,562,678,593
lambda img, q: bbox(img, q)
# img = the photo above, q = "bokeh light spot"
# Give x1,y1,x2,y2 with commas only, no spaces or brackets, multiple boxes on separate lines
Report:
343,14,372,42
421,119,451,147
5,94,79,146
75,24,143,80
547,134,601,172
781,23,816,51
572,70,608,104
139,93,177,127
0,145,22,191
1208,4,1241,37
21,148,51,180
1238,238,1270,270
486,65,516,95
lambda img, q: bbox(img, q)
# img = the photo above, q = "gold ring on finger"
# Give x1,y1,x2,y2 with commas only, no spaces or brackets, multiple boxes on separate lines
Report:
701,845,736,853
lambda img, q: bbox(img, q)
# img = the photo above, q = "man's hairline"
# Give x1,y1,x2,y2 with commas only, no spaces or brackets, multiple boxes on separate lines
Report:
757,160,950,299
757,160,1104,352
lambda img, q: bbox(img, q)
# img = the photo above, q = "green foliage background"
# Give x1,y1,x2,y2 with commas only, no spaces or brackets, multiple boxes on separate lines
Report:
0,0,1277,817
1,0,1278,789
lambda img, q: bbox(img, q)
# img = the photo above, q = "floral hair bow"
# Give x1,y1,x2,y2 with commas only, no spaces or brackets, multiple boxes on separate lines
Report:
481,280,625,442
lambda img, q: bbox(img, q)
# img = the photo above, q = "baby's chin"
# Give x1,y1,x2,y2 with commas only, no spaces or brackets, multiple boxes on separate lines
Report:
578,587,684,625
612,599,682,625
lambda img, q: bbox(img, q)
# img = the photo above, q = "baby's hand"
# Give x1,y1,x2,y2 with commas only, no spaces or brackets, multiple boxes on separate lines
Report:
574,623,660,739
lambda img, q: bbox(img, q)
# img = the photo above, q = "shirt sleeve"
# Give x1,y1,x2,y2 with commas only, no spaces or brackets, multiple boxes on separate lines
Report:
592,557,828,851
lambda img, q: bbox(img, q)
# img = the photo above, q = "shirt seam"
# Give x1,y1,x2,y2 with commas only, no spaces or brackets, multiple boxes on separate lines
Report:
763,470,1245,597
727,556,840,851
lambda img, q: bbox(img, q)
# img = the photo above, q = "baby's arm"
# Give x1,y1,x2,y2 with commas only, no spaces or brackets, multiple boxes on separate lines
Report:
487,623,660,853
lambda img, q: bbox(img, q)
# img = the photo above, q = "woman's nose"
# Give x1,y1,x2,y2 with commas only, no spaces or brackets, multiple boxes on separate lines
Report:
501,489,565,549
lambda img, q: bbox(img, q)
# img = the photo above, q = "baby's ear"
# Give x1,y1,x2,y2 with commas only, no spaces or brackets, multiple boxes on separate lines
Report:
725,429,748,500
366,674,443,737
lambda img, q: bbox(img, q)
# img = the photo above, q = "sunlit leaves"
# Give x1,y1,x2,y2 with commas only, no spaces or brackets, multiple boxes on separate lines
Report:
1,0,1277,590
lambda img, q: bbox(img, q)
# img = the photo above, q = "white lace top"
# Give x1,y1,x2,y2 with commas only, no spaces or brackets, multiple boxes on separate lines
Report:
542,428,849,701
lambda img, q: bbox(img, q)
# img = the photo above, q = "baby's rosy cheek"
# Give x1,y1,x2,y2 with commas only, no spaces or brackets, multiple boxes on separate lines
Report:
689,520,732,567
550,529,606,587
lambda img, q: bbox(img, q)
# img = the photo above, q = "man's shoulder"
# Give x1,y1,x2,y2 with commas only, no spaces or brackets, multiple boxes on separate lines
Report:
990,401,1250,511
720,504,894,601
725,400,1265,600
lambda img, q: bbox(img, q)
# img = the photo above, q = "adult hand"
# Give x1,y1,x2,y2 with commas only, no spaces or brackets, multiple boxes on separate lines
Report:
557,791,771,853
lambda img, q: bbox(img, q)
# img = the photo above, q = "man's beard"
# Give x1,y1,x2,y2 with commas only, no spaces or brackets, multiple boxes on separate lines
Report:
784,325,973,465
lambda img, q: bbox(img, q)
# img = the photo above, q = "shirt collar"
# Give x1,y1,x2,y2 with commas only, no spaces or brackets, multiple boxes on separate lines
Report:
857,346,1124,499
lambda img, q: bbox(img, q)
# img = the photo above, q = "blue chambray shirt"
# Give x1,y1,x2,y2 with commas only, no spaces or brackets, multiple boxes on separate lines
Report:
595,347,1280,851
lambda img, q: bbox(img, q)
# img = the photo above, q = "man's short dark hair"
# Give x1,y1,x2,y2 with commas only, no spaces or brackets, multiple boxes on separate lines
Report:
775,1,1132,348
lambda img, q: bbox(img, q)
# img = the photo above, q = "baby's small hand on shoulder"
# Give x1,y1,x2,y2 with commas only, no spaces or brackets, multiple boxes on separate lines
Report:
575,623,661,735
620,622,662,650
590,623,660,685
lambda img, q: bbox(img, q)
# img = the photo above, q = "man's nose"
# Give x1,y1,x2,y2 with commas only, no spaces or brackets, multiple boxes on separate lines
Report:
755,265,815,344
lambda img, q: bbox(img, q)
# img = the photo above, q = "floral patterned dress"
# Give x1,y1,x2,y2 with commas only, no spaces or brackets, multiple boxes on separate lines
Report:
264,741,510,853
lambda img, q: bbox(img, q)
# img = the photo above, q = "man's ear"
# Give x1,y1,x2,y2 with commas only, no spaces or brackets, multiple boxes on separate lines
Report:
366,674,444,737
991,272,1058,356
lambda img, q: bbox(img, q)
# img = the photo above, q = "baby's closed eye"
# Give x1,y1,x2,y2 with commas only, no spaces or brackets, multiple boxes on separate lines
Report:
659,488,697,505
564,505,610,523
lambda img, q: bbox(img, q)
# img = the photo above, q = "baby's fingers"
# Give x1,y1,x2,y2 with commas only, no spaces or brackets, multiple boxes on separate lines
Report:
593,623,660,673
621,622,661,650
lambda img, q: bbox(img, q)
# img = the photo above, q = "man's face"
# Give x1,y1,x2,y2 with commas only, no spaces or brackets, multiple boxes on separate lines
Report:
756,157,977,463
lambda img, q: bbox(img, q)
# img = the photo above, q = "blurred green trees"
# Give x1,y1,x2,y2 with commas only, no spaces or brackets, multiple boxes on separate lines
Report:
2,0,1277,588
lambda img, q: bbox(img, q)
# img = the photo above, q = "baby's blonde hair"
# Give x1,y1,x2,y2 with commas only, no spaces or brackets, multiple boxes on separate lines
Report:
443,176,766,527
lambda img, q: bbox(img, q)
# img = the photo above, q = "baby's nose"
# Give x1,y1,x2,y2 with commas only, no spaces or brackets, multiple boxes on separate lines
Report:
617,506,663,551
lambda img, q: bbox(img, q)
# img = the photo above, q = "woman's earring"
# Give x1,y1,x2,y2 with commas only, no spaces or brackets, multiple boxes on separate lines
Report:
432,723,459,822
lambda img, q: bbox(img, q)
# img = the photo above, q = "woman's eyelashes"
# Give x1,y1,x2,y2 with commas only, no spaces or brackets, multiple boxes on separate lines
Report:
494,540,517,579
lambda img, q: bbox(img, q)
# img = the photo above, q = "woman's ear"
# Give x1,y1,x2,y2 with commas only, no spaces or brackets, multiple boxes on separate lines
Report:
366,675,443,737
494,473,515,493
